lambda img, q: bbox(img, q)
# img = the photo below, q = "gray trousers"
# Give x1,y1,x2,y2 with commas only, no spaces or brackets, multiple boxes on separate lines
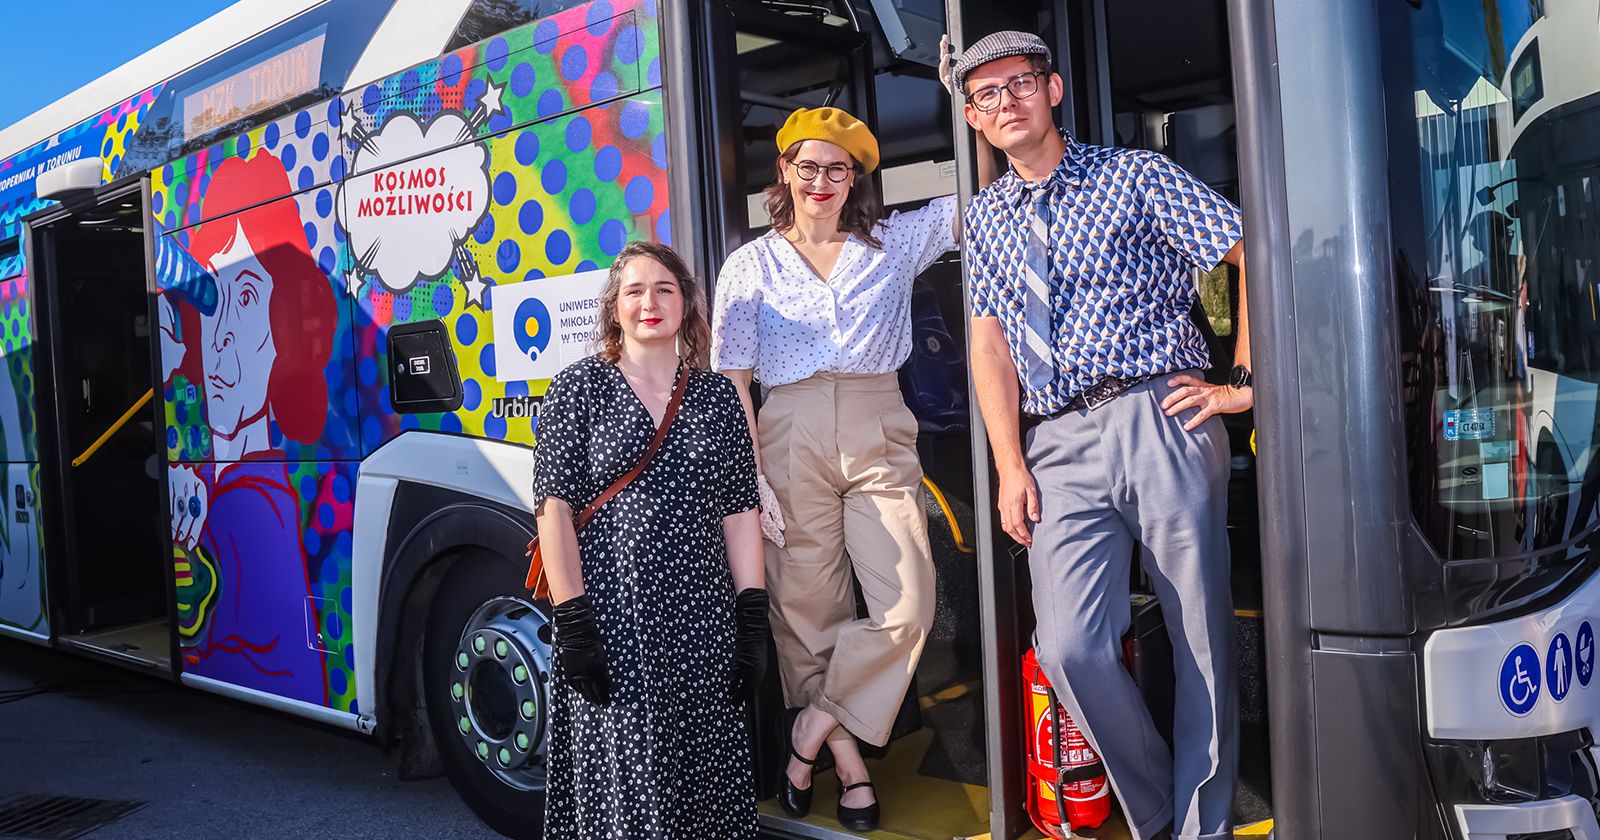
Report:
1025,374,1236,840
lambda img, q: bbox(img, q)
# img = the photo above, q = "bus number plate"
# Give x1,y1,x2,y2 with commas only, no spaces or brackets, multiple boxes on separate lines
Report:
1444,408,1495,441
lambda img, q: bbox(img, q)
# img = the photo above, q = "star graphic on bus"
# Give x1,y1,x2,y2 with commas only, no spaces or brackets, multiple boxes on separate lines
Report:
468,80,507,133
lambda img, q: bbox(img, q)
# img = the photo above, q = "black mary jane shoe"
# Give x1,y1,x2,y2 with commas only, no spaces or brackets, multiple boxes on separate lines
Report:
837,781,879,832
780,708,817,818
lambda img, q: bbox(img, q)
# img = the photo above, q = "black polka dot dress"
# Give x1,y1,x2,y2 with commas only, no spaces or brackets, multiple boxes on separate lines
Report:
533,356,760,840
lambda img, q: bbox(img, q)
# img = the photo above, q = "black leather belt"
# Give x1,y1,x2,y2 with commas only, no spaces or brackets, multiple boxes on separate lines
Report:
1060,373,1163,413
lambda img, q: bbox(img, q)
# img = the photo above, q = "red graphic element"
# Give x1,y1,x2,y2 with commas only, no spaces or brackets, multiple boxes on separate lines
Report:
1023,648,1111,837
167,151,339,706
180,152,335,444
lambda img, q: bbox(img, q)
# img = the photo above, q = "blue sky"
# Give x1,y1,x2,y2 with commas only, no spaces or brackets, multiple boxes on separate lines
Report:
0,0,235,129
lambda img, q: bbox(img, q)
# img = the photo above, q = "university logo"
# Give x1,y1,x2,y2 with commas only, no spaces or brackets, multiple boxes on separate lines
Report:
513,296,553,362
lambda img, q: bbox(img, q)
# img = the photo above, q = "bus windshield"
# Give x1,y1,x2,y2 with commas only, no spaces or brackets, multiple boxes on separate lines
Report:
1388,0,1600,622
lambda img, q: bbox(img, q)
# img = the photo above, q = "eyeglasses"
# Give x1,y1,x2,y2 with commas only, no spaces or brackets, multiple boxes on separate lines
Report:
966,71,1046,113
789,159,853,183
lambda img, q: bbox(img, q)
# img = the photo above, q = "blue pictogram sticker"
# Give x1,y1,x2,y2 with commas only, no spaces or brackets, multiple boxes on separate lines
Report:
1444,408,1496,441
1500,643,1540,716
1578,622,1595,688
1547,633,1574,703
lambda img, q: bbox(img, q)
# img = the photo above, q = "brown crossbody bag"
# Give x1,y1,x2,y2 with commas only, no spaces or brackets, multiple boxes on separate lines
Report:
525,365,690,600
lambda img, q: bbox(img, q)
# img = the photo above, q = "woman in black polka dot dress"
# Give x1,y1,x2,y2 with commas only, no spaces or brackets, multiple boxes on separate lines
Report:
534,242,769,839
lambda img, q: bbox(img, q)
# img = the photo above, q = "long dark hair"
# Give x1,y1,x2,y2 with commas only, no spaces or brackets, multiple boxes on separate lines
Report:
596,241,712,369
762,142,885,249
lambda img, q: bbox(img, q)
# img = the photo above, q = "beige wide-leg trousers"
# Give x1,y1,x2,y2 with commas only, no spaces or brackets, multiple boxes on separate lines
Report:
757,372,935,746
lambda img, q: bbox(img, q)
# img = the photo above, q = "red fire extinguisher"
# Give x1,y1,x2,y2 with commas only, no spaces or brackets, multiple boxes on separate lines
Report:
1023,648,1112,838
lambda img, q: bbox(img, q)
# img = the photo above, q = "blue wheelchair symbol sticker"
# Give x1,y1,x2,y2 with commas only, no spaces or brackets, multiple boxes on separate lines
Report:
1500,643,1540,716
1578,622,1595,688
1547,633,1574,703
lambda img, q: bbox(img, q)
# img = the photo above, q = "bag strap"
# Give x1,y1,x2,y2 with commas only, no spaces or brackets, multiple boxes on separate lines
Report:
572,364,690,531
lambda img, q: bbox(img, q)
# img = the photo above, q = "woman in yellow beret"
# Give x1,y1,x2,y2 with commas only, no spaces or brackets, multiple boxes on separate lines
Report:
711,105,991,831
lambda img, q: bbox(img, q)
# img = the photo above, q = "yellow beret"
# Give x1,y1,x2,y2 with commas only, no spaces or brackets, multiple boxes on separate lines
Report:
776,107,879,174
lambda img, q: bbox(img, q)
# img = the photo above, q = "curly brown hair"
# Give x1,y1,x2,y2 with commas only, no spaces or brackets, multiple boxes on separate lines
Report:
762,142,885,249
596,241,711,369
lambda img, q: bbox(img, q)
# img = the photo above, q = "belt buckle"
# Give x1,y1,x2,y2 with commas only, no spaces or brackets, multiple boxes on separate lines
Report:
1082,377,1127,411
1082,386,1114,411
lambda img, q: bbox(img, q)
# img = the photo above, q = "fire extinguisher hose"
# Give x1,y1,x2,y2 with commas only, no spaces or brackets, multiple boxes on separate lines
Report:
1047,685,1071,834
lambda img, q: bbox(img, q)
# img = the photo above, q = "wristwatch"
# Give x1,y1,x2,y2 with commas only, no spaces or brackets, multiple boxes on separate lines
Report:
1229,365,1253,389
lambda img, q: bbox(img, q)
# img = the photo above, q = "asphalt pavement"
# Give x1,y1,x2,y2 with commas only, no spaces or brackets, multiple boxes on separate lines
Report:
0,637,498,839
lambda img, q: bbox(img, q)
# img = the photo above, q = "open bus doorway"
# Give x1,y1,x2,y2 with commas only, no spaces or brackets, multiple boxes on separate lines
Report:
677,0,1270,836
1085,0,1273,825
27,183,171,672
948,0,1271,834
682,2,997,837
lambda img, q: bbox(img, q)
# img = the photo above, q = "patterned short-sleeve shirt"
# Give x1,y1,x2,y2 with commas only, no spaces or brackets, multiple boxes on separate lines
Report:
712,196,957,386
965,137,1243,416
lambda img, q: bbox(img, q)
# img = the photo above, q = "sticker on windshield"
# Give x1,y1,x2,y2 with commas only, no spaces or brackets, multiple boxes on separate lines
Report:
1479,440,1513,460
1500,642,1540,716
1445,408,1495,441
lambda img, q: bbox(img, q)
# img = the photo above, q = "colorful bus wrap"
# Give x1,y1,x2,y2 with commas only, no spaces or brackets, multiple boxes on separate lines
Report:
145,0,664,715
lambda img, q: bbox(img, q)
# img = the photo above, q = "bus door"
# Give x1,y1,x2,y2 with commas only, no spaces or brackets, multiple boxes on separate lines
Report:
941,0,1272,835
682,2,994,837
1050,0,1274,827
0,236,46,646
25,179,173,673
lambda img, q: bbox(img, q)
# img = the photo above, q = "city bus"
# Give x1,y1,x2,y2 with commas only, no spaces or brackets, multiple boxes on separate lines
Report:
0,0,1595,838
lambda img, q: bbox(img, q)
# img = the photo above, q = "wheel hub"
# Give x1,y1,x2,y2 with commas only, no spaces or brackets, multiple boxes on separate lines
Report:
448,596,552,791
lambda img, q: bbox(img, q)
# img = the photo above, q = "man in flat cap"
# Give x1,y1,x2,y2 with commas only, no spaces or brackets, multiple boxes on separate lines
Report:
953,30,1252,840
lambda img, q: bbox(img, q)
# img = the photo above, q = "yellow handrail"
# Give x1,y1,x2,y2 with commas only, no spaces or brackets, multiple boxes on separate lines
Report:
72,387,154,468
922,476,975,555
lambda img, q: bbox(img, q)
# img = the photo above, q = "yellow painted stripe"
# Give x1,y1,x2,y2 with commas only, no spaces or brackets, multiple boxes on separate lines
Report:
1235,608,1263,618
174,562,191,574
1238,818,1275,835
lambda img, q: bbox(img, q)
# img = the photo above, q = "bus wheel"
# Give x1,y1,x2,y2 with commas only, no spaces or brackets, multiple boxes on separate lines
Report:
423,549,552,839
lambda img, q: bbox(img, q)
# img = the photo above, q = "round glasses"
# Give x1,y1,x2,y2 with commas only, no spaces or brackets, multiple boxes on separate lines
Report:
967,71,1046,113
789,160,853,183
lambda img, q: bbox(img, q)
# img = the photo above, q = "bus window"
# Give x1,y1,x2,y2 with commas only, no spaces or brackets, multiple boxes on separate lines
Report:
444,0,598,53
1385,0,1600,622
117,0,398,177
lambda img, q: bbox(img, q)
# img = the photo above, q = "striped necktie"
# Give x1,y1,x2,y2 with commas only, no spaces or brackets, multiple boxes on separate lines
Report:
1016,183,1058,392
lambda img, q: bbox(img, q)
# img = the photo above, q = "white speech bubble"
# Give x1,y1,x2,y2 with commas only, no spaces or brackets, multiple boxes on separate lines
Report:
338,111,490,296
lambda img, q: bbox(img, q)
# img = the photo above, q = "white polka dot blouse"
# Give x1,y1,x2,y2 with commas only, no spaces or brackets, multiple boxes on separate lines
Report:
710,195,958,386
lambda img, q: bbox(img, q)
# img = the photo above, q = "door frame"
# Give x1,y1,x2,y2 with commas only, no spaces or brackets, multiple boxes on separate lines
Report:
22,175,179,674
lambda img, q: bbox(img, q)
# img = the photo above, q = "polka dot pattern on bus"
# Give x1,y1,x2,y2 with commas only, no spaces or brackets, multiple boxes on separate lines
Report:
138,0,668,716
0,84,165,242
344,0,666,453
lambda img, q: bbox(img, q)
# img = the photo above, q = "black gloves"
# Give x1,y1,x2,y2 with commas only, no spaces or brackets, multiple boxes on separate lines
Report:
552,594,611,706
557,590,767,706
729,588,770,703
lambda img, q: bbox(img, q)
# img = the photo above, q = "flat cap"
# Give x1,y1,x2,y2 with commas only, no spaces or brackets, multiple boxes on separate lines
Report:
949,31,1052,92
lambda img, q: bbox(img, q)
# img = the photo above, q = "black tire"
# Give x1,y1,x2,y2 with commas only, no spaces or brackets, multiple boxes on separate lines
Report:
423,549,550,839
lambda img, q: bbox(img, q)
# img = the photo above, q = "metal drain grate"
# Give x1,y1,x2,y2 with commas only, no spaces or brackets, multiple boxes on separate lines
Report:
0,795,145,840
